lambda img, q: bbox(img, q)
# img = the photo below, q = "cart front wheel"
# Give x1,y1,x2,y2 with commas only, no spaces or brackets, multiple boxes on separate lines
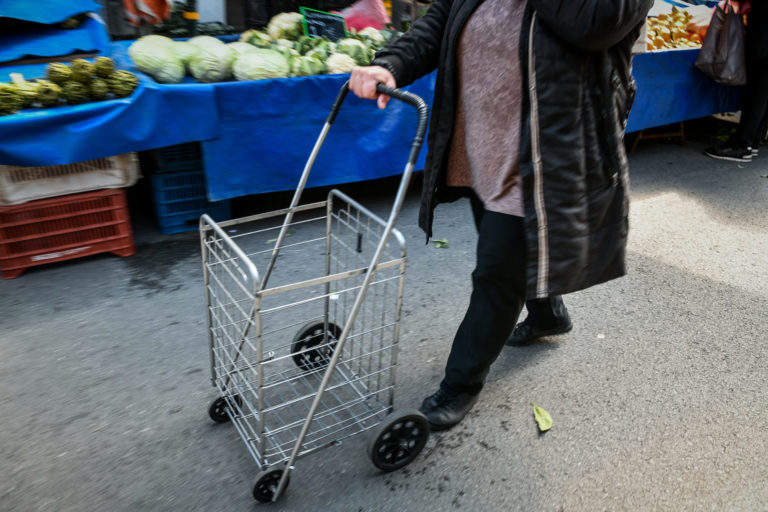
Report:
368,410,430,472
291,321,343,371
253,468,289,503
208,395,241,423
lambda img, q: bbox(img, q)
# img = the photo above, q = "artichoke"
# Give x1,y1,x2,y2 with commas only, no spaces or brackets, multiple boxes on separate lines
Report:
11,81,40,107
61,81,89,104
46,63,73,85
70,59,95,83
0,84,23,116
108,70,140,98
90,78,110,100
35,80,62,107
94,57,116,79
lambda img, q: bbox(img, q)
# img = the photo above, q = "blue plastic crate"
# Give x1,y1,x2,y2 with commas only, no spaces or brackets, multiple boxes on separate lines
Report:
151,171,231,234
143,142,203,174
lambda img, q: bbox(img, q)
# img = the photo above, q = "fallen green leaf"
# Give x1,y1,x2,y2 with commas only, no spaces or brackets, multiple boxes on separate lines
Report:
532,403,552,432
266,230,293,244
761,174,768,179
433,238,449,249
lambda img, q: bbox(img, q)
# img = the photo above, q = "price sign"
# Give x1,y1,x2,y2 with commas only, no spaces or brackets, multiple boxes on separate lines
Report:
300,7,347,41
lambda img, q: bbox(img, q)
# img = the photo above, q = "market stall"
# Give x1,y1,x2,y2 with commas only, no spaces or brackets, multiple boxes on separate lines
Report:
0,0,748,277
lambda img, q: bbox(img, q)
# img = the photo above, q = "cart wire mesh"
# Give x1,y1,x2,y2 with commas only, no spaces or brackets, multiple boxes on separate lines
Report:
201,189,407,469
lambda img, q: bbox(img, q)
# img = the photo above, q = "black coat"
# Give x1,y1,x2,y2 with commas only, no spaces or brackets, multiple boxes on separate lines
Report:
373,0,652,299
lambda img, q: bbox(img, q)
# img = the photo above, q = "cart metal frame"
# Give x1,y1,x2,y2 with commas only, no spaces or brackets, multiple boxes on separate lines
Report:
199,82,429,502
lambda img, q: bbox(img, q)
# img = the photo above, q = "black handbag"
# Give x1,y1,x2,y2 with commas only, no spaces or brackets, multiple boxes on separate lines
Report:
694,0,747,86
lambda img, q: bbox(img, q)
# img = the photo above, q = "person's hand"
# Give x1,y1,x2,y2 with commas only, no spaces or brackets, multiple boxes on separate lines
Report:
349,65,396,109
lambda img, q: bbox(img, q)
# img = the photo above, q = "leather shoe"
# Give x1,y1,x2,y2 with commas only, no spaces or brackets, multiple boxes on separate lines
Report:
506,316,572,346
419,386,479,431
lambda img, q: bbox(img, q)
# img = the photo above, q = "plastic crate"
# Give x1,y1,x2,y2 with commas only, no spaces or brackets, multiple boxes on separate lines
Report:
0,189,136,279
0,154,140,206
151,171,231,234
141,142,203,174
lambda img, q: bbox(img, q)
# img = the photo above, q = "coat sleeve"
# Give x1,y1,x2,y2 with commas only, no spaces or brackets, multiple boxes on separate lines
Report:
528,0,653,51
371,0,452,87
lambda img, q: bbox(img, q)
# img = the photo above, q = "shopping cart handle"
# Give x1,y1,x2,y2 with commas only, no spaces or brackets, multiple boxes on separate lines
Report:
327,81,429,150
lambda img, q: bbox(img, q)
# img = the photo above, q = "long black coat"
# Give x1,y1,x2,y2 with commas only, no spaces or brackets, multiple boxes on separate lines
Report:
373,0,653,299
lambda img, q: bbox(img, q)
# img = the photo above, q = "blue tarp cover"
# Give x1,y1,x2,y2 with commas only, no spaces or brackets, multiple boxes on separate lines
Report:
0,0,101,24
202,72,436,201
627,49,742,132
0,15,110,64
0,74,220,166
0,45,744,193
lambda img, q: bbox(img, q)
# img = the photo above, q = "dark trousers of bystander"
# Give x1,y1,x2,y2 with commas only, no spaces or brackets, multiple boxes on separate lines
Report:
734,56,768,148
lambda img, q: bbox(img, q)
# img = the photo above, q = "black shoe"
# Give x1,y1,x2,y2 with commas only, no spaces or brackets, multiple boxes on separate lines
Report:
419,386,479,431
506,316,573,346
703,145,753,162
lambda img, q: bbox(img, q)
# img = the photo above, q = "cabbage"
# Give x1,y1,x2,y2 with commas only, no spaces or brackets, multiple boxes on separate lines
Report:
266,12,303,40
227,42,259,55
232,49,290,81
187,35,225,49
189,44,235,82
326,53,356,74
336,38,370,65
170,42,201,70
135,34,175,47
358,27,385,47
128,40,185,83
292,55,326,77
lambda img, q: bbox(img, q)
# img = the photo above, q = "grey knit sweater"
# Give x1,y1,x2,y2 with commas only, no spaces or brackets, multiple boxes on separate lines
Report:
446,0,527,217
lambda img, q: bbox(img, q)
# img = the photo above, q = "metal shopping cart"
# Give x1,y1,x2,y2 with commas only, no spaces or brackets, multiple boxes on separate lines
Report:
199,82,430,503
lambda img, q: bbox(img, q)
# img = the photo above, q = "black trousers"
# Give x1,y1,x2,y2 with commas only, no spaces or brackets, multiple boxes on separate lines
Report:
469,192,566,327
735,56,768,148
441,204,527,395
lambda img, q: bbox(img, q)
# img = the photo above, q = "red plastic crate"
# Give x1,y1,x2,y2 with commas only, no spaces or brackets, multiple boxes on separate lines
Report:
0,189,135,279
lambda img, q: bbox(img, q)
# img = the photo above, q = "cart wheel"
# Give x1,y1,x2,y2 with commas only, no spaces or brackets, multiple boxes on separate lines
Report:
253,468,289,503
368,410,430,472
208,395,241,423
291,321,343,371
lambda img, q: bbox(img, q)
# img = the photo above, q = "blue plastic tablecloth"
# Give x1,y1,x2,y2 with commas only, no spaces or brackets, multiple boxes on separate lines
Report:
0,14,110,64
0,74,220,167
0,0,101,24
627,49,742,132
0,46,744,192
202,72,436,201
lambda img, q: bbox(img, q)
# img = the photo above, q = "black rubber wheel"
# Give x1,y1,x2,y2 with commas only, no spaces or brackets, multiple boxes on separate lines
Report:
252,468,289,503
291,321,343,371
207,395,241,423
368,410,430,472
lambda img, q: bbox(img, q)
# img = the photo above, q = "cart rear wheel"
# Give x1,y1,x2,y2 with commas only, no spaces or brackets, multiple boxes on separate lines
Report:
208,395,241,423
253,468,289,503
291,321,343,371
368,410,430,472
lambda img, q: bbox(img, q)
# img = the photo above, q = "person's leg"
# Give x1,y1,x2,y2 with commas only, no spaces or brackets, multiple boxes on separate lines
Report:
734,57,768,148
507,295,573,346
420,210,526,429
705,56,768,161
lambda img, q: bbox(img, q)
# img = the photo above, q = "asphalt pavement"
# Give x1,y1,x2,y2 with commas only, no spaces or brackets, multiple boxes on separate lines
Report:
1,120,767,511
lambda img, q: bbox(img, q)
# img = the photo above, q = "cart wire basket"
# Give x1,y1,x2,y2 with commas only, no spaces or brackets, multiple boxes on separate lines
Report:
199,82,430,503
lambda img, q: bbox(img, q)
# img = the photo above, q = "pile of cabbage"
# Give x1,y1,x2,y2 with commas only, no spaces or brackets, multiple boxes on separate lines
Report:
128,12,399,84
